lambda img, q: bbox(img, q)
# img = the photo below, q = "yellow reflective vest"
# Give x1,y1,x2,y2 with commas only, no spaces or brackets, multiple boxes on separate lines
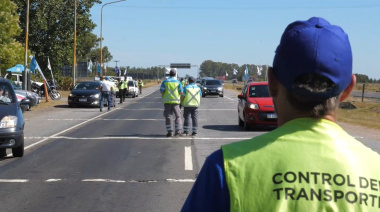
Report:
181,85,201,107
222,118,380,212
162,80,181,104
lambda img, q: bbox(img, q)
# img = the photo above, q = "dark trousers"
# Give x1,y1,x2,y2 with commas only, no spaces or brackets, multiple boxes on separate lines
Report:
119,89,126,103
139,86,142,94
183,107,198,133
100,91,111,110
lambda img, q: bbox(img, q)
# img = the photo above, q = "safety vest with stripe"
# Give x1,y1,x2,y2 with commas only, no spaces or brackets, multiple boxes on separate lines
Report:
181,85,201,107
118,81,126,89
222,118,380,212
162,81,181,104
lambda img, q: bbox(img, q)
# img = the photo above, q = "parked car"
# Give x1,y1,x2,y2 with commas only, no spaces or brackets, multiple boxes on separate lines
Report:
237,82,278,130
0,78,26,157
68,81,102,108
201,79,224,97
126,80,139,98
14,89,40,111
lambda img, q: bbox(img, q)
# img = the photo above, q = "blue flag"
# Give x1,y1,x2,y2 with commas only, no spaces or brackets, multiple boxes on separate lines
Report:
29,56,37,74
114,66,119,74
245,65,248,78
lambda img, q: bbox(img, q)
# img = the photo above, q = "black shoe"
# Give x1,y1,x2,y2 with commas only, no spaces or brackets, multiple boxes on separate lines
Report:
166,132,173,137
192,132,197,136
108,108,110,111
100,108,102,112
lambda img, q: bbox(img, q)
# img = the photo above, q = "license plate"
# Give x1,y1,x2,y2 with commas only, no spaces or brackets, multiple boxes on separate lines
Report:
79,98,87,102
267,113,277,119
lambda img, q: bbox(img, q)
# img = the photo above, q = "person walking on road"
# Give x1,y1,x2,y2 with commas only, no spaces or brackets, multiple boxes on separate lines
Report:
181,76,201,136
138,79,144,95
118,78,127,103
160,68,183,137
182,17,380,212
99,76,114,112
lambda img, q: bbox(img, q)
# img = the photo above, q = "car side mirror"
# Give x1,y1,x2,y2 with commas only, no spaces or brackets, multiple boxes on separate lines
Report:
19,98,31,113
237,94,244,99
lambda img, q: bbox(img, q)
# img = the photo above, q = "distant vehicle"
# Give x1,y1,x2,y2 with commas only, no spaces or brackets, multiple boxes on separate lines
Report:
165,68,177,80
237,82,278,130
14,89,40,111
68,81,102,108
0,78,27,157
126,80,139,98
4,73,23,89
201,79,224,97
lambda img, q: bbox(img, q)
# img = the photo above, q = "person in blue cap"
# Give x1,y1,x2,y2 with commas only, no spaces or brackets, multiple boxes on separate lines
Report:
182,17,380,211
99,76,114,112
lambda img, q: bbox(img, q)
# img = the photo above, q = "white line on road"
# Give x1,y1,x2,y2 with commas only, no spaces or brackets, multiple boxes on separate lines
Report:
83,179,126,183
46,179,62,182
185,146,193,170
0,179,29,183
25,136,251,140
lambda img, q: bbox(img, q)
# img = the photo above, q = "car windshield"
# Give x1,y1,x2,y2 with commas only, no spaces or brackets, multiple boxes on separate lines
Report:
74,82,99,90
127,81,134,86
0,83,14,104
249,85,270,97
205,80,222,86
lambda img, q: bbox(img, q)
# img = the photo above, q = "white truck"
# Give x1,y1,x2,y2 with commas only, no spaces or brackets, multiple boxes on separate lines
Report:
165,68,177,80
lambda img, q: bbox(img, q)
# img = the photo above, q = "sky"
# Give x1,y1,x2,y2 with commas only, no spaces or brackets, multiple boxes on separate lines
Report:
90,0,380,79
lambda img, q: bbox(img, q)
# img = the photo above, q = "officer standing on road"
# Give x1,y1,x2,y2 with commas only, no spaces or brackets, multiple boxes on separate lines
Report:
138,79,144,95
182,17,380,211
118,78,127,103
160,68,183,137
99,76,113,112
181,76,201,136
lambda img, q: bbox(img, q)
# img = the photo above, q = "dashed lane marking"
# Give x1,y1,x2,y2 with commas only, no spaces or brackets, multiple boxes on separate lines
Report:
185,146,193,170
25,136,251,140
0,179,195,183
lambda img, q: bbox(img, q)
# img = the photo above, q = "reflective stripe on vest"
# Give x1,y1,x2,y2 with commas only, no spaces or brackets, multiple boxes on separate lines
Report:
182,86,200,107
162,81,180,104
222,118,380,212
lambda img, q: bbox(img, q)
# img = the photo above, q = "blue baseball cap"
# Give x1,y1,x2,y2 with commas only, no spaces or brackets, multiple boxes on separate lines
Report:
105,76,110,80
273,17,352,100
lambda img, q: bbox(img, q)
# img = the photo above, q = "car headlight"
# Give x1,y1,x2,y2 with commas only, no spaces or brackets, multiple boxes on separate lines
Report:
91,94,100,98
69,93,75,97
0,116,17,128
203,87,207,90
217,87,223,91
249,103,259,109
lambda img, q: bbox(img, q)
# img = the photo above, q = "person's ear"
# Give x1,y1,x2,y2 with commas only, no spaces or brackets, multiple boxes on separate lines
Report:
268,67,279,98
340,74,356,102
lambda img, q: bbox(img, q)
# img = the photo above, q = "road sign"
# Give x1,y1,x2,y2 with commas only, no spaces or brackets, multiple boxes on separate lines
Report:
170,63,191,69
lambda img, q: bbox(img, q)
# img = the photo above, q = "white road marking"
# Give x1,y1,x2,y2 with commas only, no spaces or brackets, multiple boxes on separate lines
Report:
0,178,196,183
184,146,193,170
46,179,62,182
82,179,126,183
47,119,164,121
0,179,29,183
25,136,251,140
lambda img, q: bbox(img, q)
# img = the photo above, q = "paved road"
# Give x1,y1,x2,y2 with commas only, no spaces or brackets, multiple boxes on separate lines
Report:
0,85,379,211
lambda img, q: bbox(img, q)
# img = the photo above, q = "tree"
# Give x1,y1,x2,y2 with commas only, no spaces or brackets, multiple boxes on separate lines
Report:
13,0,101,78
0,0,25,72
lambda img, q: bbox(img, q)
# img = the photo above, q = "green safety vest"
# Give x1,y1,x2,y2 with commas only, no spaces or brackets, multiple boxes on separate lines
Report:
222,118,380,212
119,81,127,89
162,81,181,104
181,86,200,107
138,81,144,87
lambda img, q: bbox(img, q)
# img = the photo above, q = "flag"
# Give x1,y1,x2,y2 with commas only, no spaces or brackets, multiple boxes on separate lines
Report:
226,71,228,77
29,56,37,74
97,64,101,73
123,67,127,76
114,66,119,74
87,60,93,73
233,68,238,75
257,66,262,76
245,65,248,78
47,57,52,71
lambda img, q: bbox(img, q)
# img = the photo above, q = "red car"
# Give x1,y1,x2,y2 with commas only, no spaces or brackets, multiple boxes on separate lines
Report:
237,82,278,130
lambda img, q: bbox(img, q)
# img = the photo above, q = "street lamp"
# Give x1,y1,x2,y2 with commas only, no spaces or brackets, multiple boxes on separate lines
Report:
100,0,126,76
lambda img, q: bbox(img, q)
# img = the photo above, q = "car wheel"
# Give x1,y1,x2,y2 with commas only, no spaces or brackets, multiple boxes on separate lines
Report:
243,114,250,131
0,148,6,157
27,104,31,111
238,115,244,127
132,93,136,98
12,141,24,157
219,94,224,97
